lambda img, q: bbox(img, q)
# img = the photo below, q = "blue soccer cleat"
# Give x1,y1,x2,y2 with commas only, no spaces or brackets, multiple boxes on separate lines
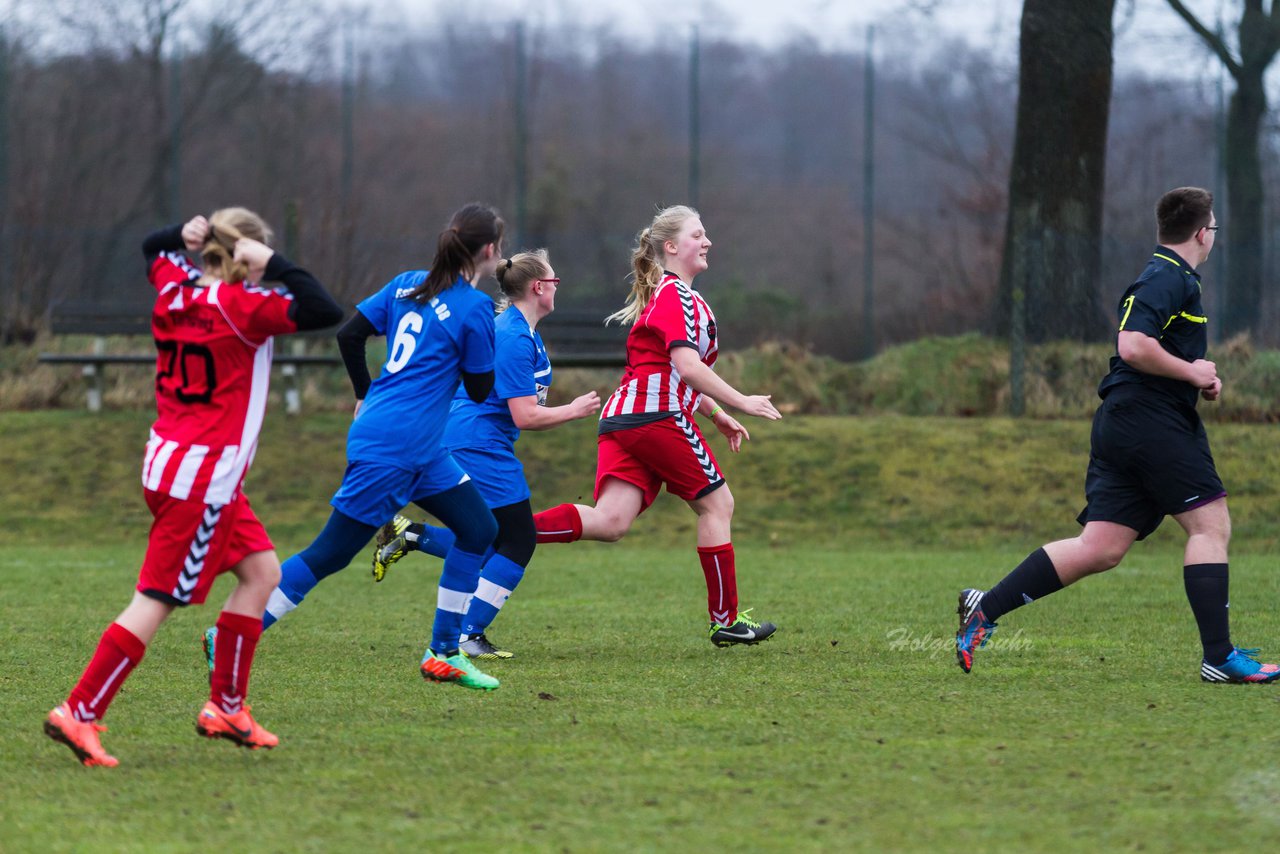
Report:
1200,647,1280,683
955,588,997,674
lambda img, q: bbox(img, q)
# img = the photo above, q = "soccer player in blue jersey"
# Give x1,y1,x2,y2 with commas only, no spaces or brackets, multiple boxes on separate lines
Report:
957,187,1280,683
207,203,507,690
370,249,600,659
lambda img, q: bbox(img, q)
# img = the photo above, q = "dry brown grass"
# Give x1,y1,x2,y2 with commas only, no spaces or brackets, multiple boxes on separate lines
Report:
10,332,1280,420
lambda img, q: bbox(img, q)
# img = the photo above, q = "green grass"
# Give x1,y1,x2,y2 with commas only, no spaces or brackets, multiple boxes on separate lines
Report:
5,544,1280,851
8,410,1280,550
6,410,1280,850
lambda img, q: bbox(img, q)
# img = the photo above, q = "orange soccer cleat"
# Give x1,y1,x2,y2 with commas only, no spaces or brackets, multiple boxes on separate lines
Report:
196,701,279,750
44,703,119,768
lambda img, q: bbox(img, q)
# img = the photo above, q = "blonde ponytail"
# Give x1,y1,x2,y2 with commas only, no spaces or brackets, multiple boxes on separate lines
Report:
607,206,699,326
493,249,550,313
197,207,273,286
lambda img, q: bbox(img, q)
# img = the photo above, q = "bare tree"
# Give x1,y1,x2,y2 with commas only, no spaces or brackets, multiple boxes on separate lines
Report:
9,5,1258,357
1164,0,1280,336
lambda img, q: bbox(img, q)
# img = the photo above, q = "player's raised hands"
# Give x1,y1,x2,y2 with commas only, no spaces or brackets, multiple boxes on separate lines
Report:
233,238,275,283
182,216,210,252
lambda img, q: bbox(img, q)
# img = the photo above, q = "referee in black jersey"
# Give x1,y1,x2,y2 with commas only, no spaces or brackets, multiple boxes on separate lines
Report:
956,186,1279,683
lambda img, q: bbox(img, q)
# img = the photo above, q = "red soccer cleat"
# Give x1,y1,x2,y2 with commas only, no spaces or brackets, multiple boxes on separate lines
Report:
44,703,119,767
196,701,279,750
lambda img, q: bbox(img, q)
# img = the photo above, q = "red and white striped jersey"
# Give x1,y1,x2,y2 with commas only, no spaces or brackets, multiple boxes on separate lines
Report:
141,251,298,504
599,273,718,430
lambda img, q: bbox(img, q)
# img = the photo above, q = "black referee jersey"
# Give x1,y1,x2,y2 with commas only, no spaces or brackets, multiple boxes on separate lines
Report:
1096,246,1207,410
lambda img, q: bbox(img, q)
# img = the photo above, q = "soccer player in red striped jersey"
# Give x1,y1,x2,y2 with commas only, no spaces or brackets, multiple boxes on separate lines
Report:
534,205,782,646
43,209,342,767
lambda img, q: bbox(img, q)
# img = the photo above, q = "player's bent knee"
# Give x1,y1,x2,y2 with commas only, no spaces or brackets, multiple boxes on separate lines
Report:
719,486,735,516
597,516,632,542
692,482,733,520
1091,548,1126,573
454,512,498,555
234,551,282,589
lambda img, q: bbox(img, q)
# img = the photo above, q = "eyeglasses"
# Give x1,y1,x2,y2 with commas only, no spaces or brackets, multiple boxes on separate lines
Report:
1204,225,1220,232
535,278,560,286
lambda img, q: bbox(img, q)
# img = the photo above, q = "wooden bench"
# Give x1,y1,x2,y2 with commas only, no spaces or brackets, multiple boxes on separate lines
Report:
38,303,340,414
537,308,627,369
39,304,627,412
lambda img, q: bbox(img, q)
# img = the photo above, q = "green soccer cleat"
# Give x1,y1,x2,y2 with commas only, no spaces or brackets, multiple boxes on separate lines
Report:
459,633,515,660
371,514,415,582
708,608,777,647
420,650,500,690
203,626,217,677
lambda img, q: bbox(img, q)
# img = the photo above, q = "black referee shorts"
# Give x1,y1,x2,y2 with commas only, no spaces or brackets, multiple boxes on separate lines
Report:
1075,387,1226,540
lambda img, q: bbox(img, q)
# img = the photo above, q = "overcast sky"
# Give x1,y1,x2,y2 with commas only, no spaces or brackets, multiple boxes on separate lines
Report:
340,0,1234,82
0,0,1241,85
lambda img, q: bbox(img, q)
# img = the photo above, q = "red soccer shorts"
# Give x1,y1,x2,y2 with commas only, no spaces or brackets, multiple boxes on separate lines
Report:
137,489,274,606
595,413,725,513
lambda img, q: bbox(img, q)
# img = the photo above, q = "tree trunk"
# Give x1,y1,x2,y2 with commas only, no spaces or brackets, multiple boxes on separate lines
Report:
1222,60,1267,335
996,0,1115,343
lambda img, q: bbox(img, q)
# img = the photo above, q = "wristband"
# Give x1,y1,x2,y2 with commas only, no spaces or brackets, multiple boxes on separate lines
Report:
709,405,723,418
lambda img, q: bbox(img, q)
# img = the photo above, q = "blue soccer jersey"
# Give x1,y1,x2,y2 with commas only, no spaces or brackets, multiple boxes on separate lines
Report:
346,272,495,468
444,306,551,454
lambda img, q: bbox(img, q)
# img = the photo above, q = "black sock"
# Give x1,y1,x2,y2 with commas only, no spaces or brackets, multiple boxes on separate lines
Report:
979,548,1064,622
1184,563,1232,665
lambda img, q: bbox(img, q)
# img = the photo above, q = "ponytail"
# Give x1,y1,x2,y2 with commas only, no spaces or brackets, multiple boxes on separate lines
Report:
494,249,550,313
197,207,273,286
409,203,505,303
607,205,698,326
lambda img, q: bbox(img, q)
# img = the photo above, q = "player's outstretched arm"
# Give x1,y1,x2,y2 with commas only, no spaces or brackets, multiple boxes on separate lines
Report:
670,346,781,421
508,390,600,431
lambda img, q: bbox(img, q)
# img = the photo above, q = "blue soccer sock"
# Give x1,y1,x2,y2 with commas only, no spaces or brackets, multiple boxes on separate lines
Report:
430,547,486,655
407,523,456,560
264,555,319,630
263,510,376,630
414,482,498,655
462,554,526,638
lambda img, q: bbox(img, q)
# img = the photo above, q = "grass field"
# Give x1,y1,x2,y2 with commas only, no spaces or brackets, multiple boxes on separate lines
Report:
4,412,1280,851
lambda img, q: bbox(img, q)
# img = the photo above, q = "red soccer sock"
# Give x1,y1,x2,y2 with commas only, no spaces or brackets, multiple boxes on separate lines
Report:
698,542,739,627
66,622,146,723
210,611,264,714
534,503,583,544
